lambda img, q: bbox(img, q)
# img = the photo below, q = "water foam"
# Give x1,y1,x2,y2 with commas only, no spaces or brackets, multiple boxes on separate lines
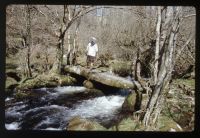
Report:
31,96,125,129
5,122,20,130
68,95,125,119
5,86,125,130
5,97,14,102
43,127,62,131
53,86,87,94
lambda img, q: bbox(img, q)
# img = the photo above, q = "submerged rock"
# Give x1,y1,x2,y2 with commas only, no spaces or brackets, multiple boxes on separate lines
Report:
66,116,107,131
86,89,105,96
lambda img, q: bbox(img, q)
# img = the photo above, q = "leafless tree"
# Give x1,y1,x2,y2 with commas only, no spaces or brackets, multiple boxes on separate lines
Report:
141,6,195,127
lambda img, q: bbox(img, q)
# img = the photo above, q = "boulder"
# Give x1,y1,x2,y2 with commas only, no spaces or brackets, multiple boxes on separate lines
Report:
108,117,141,131
67,116,107,131
6,77,18,89
83,80,94,89
16,74,77,90
122,92,137,112
86,88,105,96
59,75,77,86
6,70,21,81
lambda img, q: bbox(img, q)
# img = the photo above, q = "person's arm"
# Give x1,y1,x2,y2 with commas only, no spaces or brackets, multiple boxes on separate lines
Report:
86,43,89,55
95,44,99,59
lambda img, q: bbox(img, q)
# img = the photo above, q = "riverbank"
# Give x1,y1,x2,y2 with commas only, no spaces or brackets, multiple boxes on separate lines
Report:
5,57,195,131
5,78,195,131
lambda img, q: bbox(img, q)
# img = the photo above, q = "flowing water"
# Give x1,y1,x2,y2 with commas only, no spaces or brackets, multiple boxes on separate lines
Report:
5,86,129,130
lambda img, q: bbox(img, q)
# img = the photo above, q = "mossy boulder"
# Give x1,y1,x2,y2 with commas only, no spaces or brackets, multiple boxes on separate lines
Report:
122,92,137,112
67,116,107,131
108,117,142,131
59,75,77,86
83,80,94,89
6,69,21,81
16,74,77,90
6,77,18,89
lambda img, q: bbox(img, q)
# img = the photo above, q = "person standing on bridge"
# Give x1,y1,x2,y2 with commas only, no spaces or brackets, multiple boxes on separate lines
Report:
86,37,98,69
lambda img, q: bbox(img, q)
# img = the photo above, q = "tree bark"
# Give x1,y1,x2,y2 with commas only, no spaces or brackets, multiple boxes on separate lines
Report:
142,6,181,127
64,66,136,89
25,5,32,78
154,6,161,84
71,18,81,65
67,31,71,65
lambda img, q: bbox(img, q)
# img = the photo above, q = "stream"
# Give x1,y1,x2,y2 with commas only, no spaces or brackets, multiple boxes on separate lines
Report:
5,86,130,130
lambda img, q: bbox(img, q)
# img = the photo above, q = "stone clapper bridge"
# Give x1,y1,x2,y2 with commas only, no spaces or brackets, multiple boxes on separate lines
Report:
64,65,142,90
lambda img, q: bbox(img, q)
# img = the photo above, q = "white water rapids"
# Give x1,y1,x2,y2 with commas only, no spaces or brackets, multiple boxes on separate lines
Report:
5,86,126,130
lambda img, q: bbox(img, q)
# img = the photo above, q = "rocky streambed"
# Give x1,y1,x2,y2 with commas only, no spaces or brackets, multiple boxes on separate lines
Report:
5,86,129,130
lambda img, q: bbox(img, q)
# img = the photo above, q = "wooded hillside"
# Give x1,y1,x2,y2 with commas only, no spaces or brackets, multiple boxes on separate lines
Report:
5,5,195,131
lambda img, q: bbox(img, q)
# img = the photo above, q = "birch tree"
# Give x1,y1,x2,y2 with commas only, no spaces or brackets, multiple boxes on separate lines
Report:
141,6,183,127
24,5,33,78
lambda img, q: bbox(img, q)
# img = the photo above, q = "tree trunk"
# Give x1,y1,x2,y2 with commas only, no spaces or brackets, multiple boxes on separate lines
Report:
71,18,81,65
67,32,71,65
50,24,65,74
154,6,161,84
142,6,181,127
44,44,49,71
25,5,32,78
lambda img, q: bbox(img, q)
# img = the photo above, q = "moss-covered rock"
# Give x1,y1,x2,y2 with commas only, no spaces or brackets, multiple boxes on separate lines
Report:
6,70,21,81
66,116,107,131
16,74,77,90
109,117,141,131
83,80,94,89
59,75,77,86
6,77,18,89
122,92,137,112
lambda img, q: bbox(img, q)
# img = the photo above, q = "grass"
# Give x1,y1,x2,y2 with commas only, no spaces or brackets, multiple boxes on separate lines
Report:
173,79,195,88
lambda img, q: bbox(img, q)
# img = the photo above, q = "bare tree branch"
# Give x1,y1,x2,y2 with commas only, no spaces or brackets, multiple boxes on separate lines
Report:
175,34,194,61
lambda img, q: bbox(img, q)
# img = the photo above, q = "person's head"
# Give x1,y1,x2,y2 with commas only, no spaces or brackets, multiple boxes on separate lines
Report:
90,37,96,45
91,41,95,46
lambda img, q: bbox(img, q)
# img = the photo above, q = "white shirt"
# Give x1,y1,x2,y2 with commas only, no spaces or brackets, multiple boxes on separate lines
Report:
86,43,98,57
